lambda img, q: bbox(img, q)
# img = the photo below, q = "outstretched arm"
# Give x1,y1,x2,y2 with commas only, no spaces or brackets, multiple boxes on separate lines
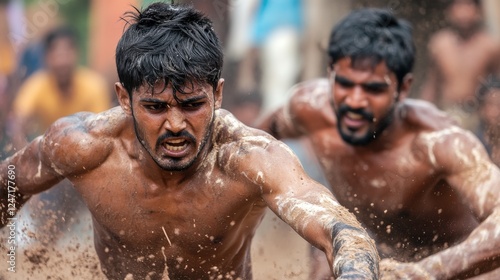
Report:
244,138,379,279
421,130,500,279
1,112,112,228
382,128,500,279
0,136,64,226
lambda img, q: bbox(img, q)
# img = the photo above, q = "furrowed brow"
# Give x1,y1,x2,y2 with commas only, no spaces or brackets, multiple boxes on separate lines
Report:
178,95,207,104
139,98,166,103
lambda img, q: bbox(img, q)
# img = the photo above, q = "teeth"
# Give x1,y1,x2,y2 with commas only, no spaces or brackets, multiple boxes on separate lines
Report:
167,139,184,144
164,143,187,151
346,112,363,120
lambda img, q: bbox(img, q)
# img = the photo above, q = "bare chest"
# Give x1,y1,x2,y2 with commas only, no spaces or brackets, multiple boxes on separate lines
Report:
309,131,437,214
72,162,263,256
308,132,478,254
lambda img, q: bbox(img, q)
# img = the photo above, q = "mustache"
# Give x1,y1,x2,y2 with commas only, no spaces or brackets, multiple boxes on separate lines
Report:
337,104,374,121
156,130,196,147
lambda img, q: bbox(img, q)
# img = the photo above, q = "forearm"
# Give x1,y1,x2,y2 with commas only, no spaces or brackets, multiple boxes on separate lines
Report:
271,187,380,279
330,218,380,279
418,207,500,279
1,137,65,227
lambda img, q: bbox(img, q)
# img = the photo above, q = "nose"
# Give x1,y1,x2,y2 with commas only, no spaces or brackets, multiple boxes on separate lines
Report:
163,107,187,133
345,86,368,109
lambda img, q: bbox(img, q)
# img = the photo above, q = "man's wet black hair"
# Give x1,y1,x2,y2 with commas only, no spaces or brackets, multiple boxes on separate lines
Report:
328,8,415,89
116,2,223,99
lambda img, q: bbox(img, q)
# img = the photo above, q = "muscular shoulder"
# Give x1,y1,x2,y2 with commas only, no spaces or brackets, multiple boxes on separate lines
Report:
287,78,334,132
401,99,457,131
41,107,127,176
213,110,299,186
403,100,486,169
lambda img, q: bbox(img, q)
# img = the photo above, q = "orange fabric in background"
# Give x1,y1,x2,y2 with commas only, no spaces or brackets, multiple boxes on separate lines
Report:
88,0,139,82
0,5,15,75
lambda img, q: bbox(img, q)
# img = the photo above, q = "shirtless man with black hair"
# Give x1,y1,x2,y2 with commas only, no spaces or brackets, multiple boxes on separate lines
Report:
259,8,500,280
0,3,379,279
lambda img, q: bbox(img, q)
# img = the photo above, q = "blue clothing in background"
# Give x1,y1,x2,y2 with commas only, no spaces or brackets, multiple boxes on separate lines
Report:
251,0,304,46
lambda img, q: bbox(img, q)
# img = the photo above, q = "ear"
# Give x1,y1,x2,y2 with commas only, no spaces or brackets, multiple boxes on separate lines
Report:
115,82,133,115
214,78,224,109
397,74,413,101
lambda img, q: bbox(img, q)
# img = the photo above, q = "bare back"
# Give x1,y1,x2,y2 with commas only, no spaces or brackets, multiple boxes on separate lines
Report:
284,80,493,261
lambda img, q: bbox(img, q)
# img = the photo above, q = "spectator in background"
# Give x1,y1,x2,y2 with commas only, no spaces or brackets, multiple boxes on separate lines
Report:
476,76,500,166
420,0,500,131
236,0,304,115
9,25,111,246
12,26,111,143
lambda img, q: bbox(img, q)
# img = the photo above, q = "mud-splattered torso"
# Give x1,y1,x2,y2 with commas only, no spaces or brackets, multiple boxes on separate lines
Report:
61,108,275,279
291,80,482,261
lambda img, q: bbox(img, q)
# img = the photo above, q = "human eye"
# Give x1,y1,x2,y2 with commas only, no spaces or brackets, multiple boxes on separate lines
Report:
181,101,204,110
363,84,387,94
335,77,354,88
144,103,166,113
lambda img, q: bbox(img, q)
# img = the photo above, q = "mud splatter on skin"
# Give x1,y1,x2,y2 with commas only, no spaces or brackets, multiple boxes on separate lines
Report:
295,81,328,111
419,126,476,168
275,192,340,233
415,209,500,279
419,126,498,217
275,191,379,279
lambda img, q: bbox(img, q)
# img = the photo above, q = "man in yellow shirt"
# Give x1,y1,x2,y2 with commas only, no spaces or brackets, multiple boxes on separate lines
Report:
13,26,111,137
11,26,111,250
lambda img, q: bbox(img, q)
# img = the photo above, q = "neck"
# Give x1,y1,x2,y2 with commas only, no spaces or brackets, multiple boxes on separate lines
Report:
451,23,482,40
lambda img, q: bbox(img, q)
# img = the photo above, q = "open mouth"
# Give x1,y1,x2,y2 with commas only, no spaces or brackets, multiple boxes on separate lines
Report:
162,139,189,153
343,112,369,129
346,111,364,120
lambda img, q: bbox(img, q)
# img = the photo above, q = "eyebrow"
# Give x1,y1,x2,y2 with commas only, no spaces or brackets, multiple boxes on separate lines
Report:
335,75,390,89
139,95,207,104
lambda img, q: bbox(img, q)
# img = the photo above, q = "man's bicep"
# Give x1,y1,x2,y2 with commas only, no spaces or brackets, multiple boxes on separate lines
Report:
447,162,500,219
440,133,500,219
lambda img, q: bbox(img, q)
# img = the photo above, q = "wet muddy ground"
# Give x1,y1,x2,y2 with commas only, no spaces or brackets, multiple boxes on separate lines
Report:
0,206,311,280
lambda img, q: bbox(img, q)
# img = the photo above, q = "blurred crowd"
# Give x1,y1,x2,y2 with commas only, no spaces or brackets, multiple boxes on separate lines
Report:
0,0,499,164
0,0,499,277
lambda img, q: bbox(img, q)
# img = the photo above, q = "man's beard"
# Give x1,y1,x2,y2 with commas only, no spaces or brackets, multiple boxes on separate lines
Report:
132,113,214,171
334,103,396,146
